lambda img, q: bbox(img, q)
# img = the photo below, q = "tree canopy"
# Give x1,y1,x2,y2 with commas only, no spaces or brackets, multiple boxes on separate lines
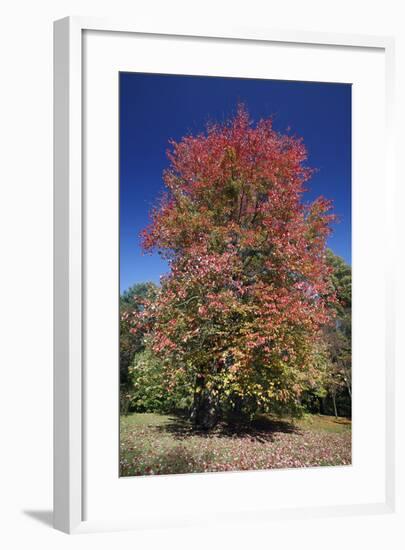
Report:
125,106,340,428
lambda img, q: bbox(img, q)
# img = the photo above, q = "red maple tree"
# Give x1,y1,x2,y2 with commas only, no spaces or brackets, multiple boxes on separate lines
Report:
134,106,335,428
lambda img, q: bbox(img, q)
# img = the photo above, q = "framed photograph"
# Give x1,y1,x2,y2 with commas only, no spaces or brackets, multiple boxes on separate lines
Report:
54,17,396,534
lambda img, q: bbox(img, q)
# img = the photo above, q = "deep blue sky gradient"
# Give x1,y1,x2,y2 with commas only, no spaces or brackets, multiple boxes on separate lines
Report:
120,73,351,292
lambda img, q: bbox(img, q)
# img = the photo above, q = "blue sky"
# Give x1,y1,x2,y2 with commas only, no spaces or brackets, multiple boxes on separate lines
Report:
120,73,351,292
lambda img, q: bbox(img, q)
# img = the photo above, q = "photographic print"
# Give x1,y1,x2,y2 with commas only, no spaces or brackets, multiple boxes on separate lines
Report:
119,73,352,477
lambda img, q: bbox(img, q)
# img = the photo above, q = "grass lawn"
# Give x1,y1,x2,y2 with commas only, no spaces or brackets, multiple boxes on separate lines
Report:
120,412,351,477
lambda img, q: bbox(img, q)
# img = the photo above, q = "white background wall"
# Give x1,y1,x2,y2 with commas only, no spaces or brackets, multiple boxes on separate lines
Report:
0,1,403,548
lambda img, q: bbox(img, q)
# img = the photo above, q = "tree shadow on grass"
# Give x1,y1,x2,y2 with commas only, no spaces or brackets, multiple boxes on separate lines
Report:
156,413,300,443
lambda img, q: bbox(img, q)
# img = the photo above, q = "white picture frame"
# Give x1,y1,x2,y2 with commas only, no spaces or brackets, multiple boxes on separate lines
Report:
54,16,397,534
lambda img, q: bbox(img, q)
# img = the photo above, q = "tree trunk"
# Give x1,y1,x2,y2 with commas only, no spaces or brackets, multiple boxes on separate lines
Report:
190,377,220,430
319,396,325,415
344,378,352,399
332,392,338,418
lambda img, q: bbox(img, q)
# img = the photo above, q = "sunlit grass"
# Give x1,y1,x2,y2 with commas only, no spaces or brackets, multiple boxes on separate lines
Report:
294,413,351,434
